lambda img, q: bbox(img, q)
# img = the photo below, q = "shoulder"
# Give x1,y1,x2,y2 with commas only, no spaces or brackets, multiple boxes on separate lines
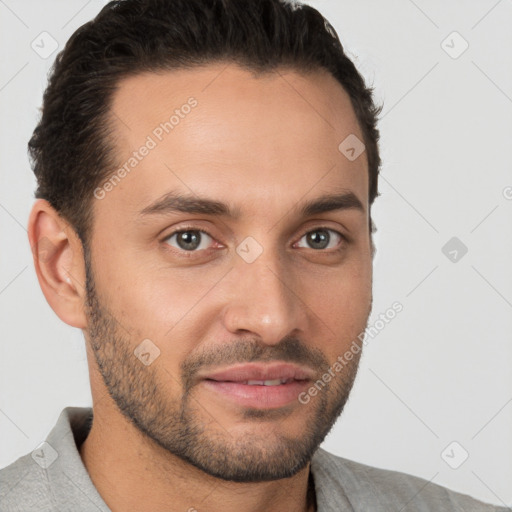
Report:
311,447,507,511
0,452,55,512
0,407,99,512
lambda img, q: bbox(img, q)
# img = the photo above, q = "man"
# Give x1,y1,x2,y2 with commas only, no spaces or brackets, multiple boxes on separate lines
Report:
0,0,506,511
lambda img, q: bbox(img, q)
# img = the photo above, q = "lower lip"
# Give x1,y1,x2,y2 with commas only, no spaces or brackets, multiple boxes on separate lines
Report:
201,379,311,409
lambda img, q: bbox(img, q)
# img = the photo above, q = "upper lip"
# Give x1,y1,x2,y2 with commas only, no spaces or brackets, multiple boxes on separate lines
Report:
200,362,316,382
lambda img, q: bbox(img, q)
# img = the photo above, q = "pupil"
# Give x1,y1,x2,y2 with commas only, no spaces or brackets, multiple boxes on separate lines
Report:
308,230,329,249
178,231,200,250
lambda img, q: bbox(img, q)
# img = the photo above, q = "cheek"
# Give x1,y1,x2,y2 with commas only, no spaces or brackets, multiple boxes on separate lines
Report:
300,257,372,342
311,279,370,325
89,245,170,338
92,252,223,362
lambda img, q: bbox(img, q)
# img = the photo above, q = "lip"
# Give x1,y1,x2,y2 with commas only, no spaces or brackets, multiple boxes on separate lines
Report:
198,362,315,409
200,362,316,383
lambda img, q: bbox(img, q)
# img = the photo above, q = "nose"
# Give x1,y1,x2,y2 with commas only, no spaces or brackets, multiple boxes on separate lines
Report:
220,247,307,345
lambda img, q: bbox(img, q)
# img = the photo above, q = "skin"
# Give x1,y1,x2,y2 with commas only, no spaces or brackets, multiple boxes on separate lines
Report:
28,63,374,512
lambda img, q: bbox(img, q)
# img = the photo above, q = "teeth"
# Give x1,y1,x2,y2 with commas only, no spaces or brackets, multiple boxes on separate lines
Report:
245,379,288,386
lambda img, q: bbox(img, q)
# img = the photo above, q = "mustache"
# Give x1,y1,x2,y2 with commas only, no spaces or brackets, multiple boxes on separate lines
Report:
180,336,329,392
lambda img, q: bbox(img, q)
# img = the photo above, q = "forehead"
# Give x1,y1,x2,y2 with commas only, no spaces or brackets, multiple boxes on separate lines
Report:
99,63,368,221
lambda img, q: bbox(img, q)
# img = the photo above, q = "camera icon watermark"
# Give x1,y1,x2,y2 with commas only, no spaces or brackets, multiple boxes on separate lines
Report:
441,31,469,60
338,134,365,162
31,441,58,469
441,441,469,469
31,31,59,59
236,236,263,263
134,339,161,366
441,236,468,263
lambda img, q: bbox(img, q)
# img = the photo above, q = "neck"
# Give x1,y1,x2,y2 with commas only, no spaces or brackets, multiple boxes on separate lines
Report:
79,404,316,512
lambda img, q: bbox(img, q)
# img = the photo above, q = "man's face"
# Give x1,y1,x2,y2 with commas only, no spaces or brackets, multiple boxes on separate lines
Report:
84,64,373,482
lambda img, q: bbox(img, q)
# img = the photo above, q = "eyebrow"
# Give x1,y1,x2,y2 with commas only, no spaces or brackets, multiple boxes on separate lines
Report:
139,190,365,219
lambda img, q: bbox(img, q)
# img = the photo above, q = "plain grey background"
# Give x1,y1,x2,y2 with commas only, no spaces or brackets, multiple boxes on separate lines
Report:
0,0,511,507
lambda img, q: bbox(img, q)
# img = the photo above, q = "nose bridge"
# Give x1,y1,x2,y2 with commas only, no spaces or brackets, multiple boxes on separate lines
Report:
222,243,304,343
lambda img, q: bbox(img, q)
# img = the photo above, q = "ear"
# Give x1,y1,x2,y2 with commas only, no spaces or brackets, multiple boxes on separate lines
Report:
28,199,88,329
370,217,377,260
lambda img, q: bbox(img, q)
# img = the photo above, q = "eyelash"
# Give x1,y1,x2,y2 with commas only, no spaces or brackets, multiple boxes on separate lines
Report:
161,225,347,257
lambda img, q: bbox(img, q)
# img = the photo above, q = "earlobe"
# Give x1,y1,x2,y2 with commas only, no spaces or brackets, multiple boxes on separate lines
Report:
28,199,88,329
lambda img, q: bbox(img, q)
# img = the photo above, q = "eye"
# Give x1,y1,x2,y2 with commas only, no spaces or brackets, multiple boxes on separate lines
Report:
164,229,214,252
295,228,344,251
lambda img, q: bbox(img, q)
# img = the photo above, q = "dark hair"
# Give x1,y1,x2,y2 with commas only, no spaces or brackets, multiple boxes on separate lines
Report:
29,0,382,245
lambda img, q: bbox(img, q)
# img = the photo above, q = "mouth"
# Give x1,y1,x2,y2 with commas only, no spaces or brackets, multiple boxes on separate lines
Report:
211,378,298,386
199,362,315,409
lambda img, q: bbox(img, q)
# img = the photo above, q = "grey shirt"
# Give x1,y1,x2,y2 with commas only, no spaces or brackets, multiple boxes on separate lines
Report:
0,407,507,511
